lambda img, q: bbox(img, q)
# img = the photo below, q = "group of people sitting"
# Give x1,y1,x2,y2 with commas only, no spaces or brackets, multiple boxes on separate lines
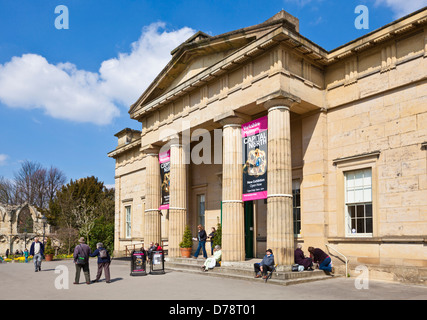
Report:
253,244,335,279
198,243,334,279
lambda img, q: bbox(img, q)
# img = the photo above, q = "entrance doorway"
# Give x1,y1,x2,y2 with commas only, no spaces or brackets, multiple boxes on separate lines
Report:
244,201,254,259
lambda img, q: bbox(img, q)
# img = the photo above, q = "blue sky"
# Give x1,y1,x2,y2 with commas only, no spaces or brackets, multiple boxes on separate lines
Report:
0,0,426,187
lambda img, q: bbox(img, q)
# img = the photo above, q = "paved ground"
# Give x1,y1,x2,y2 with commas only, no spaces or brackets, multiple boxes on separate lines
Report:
0,258,426,300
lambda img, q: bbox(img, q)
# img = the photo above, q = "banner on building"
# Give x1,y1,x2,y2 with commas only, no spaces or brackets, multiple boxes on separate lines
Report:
159,149,170,210
242,116,268,201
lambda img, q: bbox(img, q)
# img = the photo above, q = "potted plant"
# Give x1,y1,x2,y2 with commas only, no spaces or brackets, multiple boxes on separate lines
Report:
179,225,193,258
212,222,222,248
44,238,54,261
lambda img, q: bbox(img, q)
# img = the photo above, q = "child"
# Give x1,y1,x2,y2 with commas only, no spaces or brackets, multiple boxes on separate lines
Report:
24,248,29,263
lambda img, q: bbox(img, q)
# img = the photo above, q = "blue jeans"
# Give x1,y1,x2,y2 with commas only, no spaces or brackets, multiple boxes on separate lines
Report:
319,257,332,272
33,253,42,271
194,241,207,258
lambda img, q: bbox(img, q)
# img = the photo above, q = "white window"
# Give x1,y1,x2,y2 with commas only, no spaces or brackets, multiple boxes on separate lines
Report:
125,206,131,238
345,168,373,236
197,194,205,227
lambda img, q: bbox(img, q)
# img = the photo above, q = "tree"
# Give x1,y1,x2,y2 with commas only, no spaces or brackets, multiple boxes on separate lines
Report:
49,176,115,249
89,216,114,254
12,160,66,210
46,166,67,205
13,160,44,206
0,176,15,205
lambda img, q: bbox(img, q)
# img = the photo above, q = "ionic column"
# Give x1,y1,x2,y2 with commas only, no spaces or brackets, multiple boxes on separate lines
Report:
168,143,188,258
219,114,248,262
144,149,162,246
264,98,297,267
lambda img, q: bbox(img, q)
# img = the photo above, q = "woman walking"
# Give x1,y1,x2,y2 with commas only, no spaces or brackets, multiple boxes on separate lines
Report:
90,242,111,283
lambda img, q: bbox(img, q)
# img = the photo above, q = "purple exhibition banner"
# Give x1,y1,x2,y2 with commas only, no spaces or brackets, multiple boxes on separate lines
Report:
242,116,268,201
159,149,170,210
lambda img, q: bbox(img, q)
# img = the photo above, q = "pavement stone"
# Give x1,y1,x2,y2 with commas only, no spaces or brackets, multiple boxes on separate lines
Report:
0,258,426,301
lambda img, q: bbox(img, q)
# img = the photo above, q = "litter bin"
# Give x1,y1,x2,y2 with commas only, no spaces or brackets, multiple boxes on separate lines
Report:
149,250,165,275
130,249,147,276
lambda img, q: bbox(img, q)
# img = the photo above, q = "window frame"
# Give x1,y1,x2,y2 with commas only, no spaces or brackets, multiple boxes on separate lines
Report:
197,194,206,227
344,168,373,237
333,151,379,239
292,179,301,237
125,205,132,239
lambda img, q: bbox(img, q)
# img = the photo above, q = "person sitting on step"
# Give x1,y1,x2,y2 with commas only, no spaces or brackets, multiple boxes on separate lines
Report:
254,249,275,279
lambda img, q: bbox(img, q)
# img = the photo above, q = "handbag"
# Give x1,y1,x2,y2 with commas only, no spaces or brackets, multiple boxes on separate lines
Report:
76,245,87,265
291,264,300,272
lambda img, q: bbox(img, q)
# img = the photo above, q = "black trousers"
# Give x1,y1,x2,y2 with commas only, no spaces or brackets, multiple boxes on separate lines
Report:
75,263,90,283
254,263,273,275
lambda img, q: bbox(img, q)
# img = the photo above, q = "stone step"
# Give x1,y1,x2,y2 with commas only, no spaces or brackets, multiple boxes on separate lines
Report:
165,257,339,286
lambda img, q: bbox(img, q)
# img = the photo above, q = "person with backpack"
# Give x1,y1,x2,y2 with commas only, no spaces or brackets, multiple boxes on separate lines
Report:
73,237,91,285
90,242,111,284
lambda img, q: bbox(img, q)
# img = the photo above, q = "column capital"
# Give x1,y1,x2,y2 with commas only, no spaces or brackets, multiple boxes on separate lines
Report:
141,144,160,156
257,90,301,110
214,110,251,126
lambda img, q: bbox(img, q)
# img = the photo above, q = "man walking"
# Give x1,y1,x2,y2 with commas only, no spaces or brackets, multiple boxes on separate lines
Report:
73,237,91,285
30,237,44,272
193,225,208,259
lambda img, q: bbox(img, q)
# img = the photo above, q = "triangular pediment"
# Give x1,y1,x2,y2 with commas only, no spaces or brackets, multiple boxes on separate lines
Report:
129,11,300,117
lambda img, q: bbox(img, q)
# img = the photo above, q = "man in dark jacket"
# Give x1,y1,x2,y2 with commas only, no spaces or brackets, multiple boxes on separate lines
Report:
90,242,111,283
73,237,91,284
30,237,44,272
254,249,275,279
193,225,208,259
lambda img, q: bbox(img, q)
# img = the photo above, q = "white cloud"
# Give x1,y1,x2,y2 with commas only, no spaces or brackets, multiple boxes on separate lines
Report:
375,0,426,18
99,22,195,107
0,23,195,125
0,54,118,125
0,154,8,166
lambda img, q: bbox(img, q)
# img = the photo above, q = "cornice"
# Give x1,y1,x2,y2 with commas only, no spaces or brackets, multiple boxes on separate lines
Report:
107,139,141,159
130,25,328,120
129,8,427,121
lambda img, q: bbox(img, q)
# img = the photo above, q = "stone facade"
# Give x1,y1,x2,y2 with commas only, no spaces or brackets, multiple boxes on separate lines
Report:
108,9,427,282
0,203,52,255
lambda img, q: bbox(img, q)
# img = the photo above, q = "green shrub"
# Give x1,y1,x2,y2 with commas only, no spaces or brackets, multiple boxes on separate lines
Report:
179,225,193,248
44,238,54,255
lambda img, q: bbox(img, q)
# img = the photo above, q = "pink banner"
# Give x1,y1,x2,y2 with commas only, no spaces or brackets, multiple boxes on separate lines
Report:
242,116,268,201
159,150,170,210
241,116,268,138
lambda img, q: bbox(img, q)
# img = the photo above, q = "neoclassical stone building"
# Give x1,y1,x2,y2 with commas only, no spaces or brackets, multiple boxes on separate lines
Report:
109,9,427,281
0,203,52,255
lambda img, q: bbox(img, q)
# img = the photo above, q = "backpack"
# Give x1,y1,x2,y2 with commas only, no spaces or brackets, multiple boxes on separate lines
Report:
99,248,108,259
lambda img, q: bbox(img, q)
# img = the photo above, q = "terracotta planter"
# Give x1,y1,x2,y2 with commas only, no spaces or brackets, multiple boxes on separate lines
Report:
180,248,192,258
45,254,54,261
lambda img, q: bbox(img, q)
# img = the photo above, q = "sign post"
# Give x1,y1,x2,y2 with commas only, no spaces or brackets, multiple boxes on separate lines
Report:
130,249,147,276
149,250,165,275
